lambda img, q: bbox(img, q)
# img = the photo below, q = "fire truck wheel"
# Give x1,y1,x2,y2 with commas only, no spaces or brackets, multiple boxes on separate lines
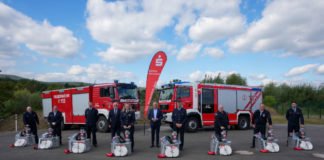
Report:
97,116,108,132
238,116,250,130
186,117,199,132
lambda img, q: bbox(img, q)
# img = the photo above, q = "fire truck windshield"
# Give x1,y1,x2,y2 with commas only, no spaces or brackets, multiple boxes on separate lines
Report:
117,86,138,99
159,88,173,100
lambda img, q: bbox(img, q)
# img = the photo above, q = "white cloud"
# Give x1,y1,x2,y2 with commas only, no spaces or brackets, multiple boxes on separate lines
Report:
0,59,16,68
177,43,202,61
189,16,244,43
86,0,244,62
86,0,181,62
228,0,324,58
250,74,267,81
14,64,135,83
189,70,203,82
188,70,237,82
203,47,224,58
67,65,85,75
0,3,81,58
85,64,135,82
260,78,277,85
97,41,168,62
175,9,196,35
316,64,324,74
285,64,318,77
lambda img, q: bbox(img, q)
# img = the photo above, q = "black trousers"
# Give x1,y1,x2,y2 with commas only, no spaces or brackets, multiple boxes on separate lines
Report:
123,126,135,151
252,125,266,147
288,124,300,136
111,126,121,139
30,125,38,144
175,126,185,150
150,123,161,146
86,125,97,145
52,126,62,144
214,126,223,141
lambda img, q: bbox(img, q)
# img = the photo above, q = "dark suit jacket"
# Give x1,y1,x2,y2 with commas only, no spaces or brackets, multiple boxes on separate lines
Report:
23,111,39,127
48,111,63,128
108,108,121,129
85,108,99,126
148,108,163,125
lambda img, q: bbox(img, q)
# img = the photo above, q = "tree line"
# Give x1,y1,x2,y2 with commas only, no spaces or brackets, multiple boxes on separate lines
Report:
0,78,88,118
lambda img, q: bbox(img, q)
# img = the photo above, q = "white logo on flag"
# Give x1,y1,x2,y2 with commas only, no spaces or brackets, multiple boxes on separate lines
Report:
155,55,163,67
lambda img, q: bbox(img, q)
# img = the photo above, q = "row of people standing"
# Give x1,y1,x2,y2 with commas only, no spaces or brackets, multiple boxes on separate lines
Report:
86,102,136,152
22,101,305,151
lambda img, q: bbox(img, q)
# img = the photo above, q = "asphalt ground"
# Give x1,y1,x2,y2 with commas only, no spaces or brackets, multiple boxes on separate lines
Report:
0,124,323,160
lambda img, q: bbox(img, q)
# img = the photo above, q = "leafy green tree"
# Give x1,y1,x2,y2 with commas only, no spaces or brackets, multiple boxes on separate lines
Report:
201,73,225,84
225,73,247,86
263,96,277,107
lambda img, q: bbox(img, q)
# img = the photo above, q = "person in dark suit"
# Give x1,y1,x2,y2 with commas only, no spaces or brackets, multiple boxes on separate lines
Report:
148,102,163,148
251,103,272,148
85,102,99,147
47,105,63,145
108,102,121,140
214,105,229,141
120,103,136,152
23,106,39,144
286,102,304,137
172,101,187,151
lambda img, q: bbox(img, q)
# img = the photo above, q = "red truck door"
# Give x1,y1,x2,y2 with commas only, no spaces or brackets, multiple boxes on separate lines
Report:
95,86,115,110
199,88,217,126
176,86,192,109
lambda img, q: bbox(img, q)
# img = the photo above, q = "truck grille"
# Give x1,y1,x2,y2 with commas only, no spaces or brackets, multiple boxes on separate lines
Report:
160,104,169,110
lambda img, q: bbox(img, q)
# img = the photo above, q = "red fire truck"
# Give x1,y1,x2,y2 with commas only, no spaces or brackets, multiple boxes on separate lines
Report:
159,81,262,132
41,81,140,132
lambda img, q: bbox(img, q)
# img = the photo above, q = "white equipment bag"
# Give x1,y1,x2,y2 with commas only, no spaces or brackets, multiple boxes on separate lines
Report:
113,144,128,157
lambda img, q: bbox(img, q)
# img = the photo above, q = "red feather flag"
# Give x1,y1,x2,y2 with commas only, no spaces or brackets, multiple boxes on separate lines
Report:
144,51,167,117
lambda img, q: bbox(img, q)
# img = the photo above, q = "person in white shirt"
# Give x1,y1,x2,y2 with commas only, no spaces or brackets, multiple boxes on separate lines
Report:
148,102,163,148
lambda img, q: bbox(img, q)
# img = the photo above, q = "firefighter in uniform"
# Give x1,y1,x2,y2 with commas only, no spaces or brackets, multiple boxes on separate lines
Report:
85,102,99,147
286,102,304,140
120,103,136,152
47,105,63,145
108,101,121,140
214,105,229,141
251,103,272,148
172,101,187,151
23,106,40,144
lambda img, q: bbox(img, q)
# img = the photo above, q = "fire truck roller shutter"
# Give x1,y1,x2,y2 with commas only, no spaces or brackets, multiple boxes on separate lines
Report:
42,98,52,118
72,93,90,116
218,89,237,113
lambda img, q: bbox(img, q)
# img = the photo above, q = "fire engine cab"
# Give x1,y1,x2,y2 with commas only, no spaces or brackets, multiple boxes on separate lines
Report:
159,81,262,132
41,81,140,132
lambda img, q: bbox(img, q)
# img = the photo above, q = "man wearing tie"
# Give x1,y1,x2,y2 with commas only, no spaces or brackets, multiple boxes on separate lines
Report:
47,105,63,145
108,102,121,139
148,102,163,148
286,102,304,138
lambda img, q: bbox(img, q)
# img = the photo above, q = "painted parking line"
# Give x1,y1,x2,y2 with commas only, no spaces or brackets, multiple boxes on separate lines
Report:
235,150,254,155
313,153,324,159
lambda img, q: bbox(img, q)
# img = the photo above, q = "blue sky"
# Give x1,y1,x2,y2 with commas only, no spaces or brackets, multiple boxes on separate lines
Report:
0,0,323,87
